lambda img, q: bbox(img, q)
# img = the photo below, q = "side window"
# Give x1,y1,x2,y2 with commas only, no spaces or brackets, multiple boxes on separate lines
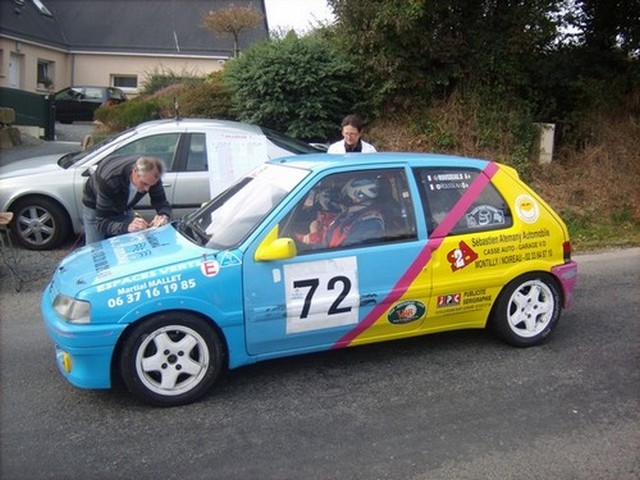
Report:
105,133,181,171
279,168,417,253
55,87,82,101
84,87,103,100
112,75,138,89
415,168,512,236
107,88,124,101
185,133,208,172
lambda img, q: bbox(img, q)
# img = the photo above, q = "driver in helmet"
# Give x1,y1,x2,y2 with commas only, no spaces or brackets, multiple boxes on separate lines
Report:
325,177,385,247
297,187,343,246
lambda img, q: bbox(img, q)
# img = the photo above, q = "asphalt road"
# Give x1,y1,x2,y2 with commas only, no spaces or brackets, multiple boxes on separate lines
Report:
0,122,92,167
0,248,638,480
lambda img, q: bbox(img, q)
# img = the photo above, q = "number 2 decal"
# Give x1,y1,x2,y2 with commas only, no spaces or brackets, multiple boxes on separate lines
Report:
327,276,352,315
285,258,360,334
446,240,478,271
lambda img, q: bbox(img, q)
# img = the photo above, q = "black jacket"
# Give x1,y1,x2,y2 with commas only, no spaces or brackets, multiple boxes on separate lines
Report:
82,155,171,237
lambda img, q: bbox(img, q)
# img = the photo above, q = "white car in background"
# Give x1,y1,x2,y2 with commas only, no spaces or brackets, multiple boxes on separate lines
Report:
0,119,322,250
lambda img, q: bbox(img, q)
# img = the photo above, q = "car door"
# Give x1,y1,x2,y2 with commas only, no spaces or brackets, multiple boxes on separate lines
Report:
82,87,105,120
242,166,430,356
166,132,211,218
54,87,84,122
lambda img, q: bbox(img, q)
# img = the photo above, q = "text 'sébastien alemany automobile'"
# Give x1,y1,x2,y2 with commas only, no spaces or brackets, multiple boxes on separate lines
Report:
42,152,578,406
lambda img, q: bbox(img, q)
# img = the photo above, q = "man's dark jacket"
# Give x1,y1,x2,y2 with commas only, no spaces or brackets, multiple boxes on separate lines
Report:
82,155,171,238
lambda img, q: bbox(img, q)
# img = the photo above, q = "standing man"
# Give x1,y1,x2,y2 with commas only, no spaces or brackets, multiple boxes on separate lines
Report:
327,114,377,153
82,155,172,244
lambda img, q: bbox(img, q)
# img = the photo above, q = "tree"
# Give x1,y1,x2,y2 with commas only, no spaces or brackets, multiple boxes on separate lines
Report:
326,0,562,109
202,4,263,57
578,0,640,55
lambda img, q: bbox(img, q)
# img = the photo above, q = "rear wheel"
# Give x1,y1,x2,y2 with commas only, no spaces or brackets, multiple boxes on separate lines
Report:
11,197,70,250
119,312,223,407
490,273,561,347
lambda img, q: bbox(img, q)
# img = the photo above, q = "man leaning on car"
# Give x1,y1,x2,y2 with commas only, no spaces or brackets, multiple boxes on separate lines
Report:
82,156,172,244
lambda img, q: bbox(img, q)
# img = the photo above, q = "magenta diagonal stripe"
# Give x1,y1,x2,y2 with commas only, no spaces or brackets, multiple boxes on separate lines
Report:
333,162,499,348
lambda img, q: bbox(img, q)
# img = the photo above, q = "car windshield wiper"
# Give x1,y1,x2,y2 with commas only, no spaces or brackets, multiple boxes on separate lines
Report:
177,218,209,245
58,152,82,169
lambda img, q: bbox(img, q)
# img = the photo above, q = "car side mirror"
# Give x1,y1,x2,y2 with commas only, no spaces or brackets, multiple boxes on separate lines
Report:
255,226,297,261
81,165,98,177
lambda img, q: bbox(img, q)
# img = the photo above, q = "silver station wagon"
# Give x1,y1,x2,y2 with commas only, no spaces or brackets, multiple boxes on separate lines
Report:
0,119,321,249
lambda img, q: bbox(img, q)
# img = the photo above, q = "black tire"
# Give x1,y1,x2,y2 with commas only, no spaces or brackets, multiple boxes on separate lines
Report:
119,312,223,407
11,197,71,250
490,272,562,347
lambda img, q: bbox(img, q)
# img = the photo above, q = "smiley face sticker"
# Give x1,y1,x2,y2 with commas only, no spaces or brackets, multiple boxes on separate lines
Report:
515,194,540,224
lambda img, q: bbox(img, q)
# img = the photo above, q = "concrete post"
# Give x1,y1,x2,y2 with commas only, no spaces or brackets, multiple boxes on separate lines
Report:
535,123,555,164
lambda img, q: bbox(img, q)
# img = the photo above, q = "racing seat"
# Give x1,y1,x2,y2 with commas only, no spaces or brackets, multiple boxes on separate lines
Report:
375,177,414,242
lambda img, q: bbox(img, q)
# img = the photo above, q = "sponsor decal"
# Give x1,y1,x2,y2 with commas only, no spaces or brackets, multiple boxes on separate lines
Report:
446,240,478,271
437,293,461,307
218,251,242,267
463,288,492,306
434,289,494,315
426,172,473,191
515,194,539,224
388,300,426,324
201,259,220,277
96,259,202,292
105,275,198,309
465,205,505,228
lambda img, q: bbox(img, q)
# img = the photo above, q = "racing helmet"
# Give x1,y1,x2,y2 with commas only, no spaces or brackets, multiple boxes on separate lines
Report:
315,188,341,212
344,177,379,203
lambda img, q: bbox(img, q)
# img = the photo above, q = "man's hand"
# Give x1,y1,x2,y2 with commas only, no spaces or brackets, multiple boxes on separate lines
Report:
128,217,149,232
150,214,169,228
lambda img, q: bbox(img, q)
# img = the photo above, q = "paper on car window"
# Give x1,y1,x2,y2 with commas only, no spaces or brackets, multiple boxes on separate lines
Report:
207,132,269,198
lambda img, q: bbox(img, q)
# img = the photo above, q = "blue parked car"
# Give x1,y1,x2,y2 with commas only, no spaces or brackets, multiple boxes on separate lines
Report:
42,153,578,406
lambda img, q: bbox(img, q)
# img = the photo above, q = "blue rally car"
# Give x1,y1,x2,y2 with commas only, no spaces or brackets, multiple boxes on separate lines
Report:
42,153,578,406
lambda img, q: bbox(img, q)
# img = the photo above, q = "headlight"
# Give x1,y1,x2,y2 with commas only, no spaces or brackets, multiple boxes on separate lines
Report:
53,294,91,324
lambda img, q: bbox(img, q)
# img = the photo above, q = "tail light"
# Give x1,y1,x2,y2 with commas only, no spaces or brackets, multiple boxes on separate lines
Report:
562,241,572,263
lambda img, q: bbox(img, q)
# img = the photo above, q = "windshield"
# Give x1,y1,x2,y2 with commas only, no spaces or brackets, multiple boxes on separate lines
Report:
178,164,309,249
57,127,136,169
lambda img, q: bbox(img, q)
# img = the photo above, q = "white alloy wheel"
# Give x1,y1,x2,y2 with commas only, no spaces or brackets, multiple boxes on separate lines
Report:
120,313,223,406
135,325,210,396
491,273,562,347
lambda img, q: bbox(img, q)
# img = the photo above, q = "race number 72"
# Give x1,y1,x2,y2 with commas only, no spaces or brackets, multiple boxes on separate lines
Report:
284,257,360,334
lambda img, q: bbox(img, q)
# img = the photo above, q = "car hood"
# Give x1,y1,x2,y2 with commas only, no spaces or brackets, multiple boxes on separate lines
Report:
0,153,67,178
52,224,216,294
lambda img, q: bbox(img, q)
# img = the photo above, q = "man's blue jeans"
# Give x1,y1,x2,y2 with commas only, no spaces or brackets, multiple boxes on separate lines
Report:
82,206,104,245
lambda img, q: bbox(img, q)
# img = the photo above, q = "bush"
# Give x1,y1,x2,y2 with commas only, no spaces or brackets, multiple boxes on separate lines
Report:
95,98,160,132
141,67,205,95
223,32,361,141
178,72,235,119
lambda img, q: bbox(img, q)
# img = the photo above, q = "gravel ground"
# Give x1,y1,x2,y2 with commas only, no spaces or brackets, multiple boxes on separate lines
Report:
0,240,81,294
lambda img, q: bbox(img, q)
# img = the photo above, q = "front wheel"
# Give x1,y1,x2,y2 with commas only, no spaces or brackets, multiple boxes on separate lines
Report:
490,273,562,347
11,197,70,250
119,312,224,407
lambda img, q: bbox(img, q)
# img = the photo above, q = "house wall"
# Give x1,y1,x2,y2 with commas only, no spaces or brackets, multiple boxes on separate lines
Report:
0,38,227,96
0,38,71,93
71,53,226,96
